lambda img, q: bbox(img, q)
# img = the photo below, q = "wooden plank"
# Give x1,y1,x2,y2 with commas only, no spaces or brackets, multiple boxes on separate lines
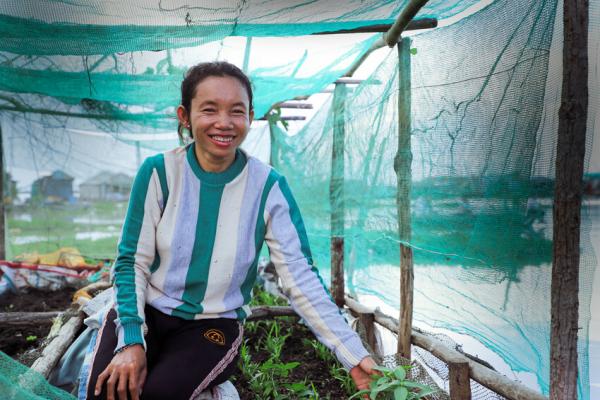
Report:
0,311,76,326
247,306,297,321
550,0,588,399
396,37,414,359
330,83,347,307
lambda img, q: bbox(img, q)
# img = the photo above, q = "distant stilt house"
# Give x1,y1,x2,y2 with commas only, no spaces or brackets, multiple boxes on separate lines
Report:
79,172,132,202
31,170,74,204
3,172,17,205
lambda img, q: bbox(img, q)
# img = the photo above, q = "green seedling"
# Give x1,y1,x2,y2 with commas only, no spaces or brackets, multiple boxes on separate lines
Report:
330,365,356,396
25,335,38,342
302,338,333,362
349,365,437,400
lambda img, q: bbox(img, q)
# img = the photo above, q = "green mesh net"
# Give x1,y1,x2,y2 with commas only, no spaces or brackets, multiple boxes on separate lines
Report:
271,0,596,398
0,351,74,400
0,0,598,399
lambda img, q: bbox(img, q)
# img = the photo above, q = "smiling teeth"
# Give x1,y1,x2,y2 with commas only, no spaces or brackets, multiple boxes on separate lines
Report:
212,136,233,143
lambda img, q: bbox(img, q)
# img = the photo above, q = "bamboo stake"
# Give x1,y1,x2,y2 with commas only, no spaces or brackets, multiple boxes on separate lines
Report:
330,83,347,307
395,37,413,359
550,0,588,399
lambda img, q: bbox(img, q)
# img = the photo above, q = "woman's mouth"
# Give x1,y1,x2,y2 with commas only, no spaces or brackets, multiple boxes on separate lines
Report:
209,135,234,145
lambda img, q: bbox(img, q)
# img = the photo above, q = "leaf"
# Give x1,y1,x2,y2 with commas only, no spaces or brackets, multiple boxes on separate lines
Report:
373,366,392,374
401,381,430,389
349,389,370,399
394,387,409,400
26,335,37,342
410,48,418,55
393,367,406,381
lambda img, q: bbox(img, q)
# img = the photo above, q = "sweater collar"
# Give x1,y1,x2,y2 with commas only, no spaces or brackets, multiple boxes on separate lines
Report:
186,143,246,185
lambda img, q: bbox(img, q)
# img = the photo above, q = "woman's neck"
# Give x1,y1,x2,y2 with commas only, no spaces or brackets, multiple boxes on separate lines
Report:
194,142,235,173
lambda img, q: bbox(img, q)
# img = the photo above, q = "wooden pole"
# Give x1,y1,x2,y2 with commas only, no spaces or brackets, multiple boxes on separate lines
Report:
357,311,380,358
330,83,347,307
384,0,430,47
0,123,5,262
343,0,431,77
395,37,413,359
550,0,588,399
313,18,436,35
448,357,472,400
243,37,252,74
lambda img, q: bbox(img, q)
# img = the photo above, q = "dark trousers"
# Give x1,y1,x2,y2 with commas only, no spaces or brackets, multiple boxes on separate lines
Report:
85,305,242,400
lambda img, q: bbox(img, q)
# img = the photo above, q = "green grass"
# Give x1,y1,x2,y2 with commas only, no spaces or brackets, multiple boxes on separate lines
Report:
6,201,127,261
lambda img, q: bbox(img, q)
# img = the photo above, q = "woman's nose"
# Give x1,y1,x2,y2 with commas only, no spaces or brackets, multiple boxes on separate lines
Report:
214,112,233,129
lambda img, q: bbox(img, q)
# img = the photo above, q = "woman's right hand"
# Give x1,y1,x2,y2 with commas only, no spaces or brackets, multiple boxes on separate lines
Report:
94,344,147,400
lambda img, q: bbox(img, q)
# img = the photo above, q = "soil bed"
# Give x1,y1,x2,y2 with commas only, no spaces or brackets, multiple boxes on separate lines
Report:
0,288,74,359
235,316,355,399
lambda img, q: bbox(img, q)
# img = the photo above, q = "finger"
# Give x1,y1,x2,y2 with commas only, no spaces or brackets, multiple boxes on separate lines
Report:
138,366,148,396
106,371,118,400
117,370,129,400
129,367,140,400
95,368,110,396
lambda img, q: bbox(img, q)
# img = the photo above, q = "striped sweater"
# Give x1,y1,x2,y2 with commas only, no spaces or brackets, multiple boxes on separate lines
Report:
112,144,369,369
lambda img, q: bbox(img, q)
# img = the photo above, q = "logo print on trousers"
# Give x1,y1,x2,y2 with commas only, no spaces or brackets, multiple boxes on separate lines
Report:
204,329,226,346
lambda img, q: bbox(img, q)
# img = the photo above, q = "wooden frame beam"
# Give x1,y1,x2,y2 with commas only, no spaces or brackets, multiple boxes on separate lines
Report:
313,18,437,35
343,0,431,77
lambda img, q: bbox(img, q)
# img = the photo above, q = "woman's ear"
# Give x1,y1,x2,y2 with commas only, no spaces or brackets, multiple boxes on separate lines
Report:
176,105,189,128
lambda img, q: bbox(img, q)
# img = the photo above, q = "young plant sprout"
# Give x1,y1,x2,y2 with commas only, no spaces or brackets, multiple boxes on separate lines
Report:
349,365,438,400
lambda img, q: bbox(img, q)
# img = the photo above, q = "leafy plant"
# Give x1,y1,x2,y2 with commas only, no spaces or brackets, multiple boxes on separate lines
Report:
302,338,333,362
349,365,437,400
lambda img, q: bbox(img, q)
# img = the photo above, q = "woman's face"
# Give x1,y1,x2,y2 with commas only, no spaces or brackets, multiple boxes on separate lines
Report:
181,75,253,167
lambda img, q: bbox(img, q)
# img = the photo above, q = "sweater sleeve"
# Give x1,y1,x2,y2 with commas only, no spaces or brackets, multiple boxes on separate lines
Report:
263,176,370,370
112,157,164,352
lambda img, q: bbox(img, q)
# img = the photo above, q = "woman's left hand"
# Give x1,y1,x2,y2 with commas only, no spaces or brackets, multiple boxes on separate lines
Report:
349,356,378,391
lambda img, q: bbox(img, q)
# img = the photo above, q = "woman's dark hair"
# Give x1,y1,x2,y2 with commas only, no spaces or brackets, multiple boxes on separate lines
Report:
178,61,254,141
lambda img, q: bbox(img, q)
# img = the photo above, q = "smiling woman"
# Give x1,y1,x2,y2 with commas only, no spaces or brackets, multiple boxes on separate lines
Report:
79,61,376,400
176,64,255,173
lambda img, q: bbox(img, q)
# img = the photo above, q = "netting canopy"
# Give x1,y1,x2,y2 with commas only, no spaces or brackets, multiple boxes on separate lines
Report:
0,0,598,399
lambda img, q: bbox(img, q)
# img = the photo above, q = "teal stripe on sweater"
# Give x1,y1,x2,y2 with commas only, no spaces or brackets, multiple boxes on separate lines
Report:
154,153,169,209
236,169,280,320
113,157,157,344
172,183,224,318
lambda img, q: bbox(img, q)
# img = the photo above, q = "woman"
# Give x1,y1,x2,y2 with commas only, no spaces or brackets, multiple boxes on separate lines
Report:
84,61,376,400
